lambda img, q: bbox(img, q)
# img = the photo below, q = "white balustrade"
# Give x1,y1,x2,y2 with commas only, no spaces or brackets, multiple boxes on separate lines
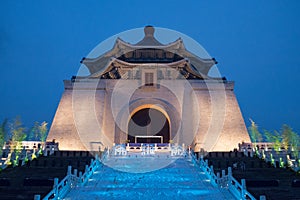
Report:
112,145,127,156
125,143,171,153
191,152,260,200
257,149,300,172
41,154,101,200
171,144,185,156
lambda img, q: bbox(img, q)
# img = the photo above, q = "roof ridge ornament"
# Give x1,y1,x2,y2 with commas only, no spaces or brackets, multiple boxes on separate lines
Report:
144,25,155,37
135,26,163,46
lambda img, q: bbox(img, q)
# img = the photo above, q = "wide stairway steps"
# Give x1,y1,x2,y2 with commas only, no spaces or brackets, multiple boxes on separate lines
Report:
64,154,235,200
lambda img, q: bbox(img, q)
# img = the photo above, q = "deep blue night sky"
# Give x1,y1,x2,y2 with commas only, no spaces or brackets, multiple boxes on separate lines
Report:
1,1,300,135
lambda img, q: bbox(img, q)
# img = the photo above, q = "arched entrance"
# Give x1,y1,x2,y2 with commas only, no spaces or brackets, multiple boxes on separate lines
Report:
128,107,170,143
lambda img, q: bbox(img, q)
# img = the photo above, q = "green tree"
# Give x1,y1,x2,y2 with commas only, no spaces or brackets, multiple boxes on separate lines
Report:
272,130,281,152
264,129,281,153
10,116,27,151
281,124,293,151
289,129,299,158
9,116,27,166
39,121,48,142
248,119,263,144
28,121,40,141
28,121,48,141
264,129,272,142
0,119,8,156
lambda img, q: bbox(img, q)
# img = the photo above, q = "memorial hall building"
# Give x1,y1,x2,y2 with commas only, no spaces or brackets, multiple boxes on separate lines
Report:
47,26,251,152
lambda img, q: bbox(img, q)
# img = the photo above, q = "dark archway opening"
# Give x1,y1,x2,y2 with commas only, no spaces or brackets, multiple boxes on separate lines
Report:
128,108,170,143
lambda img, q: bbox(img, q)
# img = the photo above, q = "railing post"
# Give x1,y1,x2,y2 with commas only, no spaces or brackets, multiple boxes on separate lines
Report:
74,169,78,177
221,169,226,187
228,167,232,185
198,155,203,167
222,169,226,178
53,178,59,188
34,195,40,200
67,166,72,175
228,167,232,177
200,154,203,162
53,177,59,198
79,171,83,185
210,165,214,175
217,172,220,185
90,159,94,171
241,179,246,199
114,146,117,155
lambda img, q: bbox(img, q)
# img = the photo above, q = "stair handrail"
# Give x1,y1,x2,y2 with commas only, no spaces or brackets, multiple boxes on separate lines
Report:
40,155,100,200
191,152,262,200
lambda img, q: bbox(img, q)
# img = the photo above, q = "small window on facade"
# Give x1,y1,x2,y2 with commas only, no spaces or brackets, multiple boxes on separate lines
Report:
145,72,154,86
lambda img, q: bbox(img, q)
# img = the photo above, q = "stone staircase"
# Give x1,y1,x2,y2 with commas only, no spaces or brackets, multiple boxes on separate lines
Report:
64,153,235,200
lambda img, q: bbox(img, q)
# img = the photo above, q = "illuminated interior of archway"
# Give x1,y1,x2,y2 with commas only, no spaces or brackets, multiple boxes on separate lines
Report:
128,108,170,143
